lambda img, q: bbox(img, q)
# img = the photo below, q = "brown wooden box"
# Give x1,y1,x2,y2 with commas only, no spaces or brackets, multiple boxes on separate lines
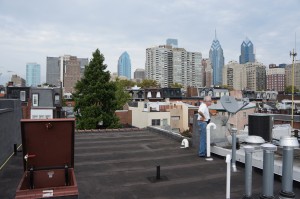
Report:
16,119,79,198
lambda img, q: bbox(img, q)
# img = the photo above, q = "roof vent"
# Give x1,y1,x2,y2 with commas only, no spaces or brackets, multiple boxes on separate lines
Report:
181,138,189,148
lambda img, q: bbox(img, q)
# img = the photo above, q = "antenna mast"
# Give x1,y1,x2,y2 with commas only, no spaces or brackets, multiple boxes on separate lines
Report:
290,47,297,128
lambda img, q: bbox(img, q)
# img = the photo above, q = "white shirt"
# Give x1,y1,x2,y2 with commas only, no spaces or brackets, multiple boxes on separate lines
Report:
197,102,210,121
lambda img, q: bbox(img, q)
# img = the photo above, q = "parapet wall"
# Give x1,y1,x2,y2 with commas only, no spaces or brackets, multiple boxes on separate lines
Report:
0,99,22,166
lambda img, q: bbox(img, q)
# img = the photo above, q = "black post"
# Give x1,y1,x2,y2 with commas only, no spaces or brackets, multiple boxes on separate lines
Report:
14,144,17,156
29,167,34,189
65,165,69,186
156,165,160,180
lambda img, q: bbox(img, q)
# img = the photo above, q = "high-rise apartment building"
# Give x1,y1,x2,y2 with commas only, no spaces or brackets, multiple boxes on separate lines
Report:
245,62,266,91
187,52,202,87
26,63,41,87
239,37,255,64
166,38,178,48
285,63,300,90
146,45,173,88
223,61,247,90
267,67,285,91
118,52,131,79
145,45,202,88
209,32,224,86
134,69,145,81
46,55,88,92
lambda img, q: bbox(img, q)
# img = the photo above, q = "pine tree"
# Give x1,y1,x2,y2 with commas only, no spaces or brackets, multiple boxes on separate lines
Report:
73,49,119,129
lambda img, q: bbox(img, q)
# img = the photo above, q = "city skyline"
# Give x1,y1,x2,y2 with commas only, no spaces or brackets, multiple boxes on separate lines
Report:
0,0,299,84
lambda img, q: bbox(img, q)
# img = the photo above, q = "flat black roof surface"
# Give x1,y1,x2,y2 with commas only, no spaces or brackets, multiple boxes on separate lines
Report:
1,129,300,199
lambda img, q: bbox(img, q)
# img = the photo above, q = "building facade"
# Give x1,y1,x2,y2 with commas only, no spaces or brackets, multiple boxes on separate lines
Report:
285,63,300,90
26,63,41,87
202,58,213,87
63,56,81,93
118,51,131,80
46,56,88,88
209,33,224,86
239,37,255,64
266,67,285,91
11,74,26,86
133,68,145,81
145,45,202,88
223,61,247,90
245,62,266,91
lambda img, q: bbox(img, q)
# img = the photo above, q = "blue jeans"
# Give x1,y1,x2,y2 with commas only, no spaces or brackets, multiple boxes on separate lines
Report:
198,121,207,156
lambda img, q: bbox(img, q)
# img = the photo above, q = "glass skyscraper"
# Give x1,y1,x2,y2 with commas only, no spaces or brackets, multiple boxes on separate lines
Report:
209,32,224,86
239,37,255,64
166,38,178,48
26,63,41,87
118,51,131,79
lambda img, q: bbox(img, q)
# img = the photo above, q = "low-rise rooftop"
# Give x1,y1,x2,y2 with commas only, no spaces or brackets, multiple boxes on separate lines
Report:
1,129,300,198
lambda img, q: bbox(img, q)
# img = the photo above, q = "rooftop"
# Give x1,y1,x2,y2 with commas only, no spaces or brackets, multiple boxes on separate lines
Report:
1,129,300,198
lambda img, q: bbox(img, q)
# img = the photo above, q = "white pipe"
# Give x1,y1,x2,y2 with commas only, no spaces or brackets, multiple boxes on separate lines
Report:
206,123,216,159
226,154,231,199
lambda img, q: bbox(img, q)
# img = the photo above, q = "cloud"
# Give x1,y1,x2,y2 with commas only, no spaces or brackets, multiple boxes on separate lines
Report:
0,0,299,83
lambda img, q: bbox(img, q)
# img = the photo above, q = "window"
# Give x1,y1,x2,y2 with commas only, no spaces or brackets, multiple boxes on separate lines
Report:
32,94,39,107
171,116,180,120
20,91,26,101
152,119,160,126
54,94,60,104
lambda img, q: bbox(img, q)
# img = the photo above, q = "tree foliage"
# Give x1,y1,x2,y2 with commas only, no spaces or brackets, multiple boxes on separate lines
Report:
138,79,158,88
73,49,119,129
115,78,131,110
170,83,183,88
285,85,300,94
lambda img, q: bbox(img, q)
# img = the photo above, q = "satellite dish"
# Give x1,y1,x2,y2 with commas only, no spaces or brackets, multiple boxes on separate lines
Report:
220,96,240,113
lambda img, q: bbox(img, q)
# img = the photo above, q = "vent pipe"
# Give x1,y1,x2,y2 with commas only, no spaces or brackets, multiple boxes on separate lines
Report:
231,128,237,172
260,143,277,199
243,145,255,199
279,136,299,199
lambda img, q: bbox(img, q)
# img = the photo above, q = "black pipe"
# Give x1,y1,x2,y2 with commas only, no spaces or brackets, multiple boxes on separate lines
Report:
65,165,69,186
156,165,160,180
29,167,34,189
14,144,17,156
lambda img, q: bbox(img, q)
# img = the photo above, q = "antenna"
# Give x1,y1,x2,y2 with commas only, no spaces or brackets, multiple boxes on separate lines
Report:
220,96,240,113
295,32,297,54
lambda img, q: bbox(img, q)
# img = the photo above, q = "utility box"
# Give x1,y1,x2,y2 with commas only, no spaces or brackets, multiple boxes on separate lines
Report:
249,114,274,142
16,119,78,198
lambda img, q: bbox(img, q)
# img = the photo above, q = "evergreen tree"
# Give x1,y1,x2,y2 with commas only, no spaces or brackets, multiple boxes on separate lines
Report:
73,49,119,129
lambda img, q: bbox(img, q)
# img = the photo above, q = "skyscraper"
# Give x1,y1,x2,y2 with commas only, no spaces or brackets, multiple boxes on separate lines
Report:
166,38,178,48
239,37,255,64
26,63,41,87
118,52,131,79
209,31,224,86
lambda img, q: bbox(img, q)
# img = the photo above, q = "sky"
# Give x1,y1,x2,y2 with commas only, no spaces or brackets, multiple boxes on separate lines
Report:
0,0,300,84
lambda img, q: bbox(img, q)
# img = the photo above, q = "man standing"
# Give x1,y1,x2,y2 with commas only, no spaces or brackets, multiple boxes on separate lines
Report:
198,96,212,157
